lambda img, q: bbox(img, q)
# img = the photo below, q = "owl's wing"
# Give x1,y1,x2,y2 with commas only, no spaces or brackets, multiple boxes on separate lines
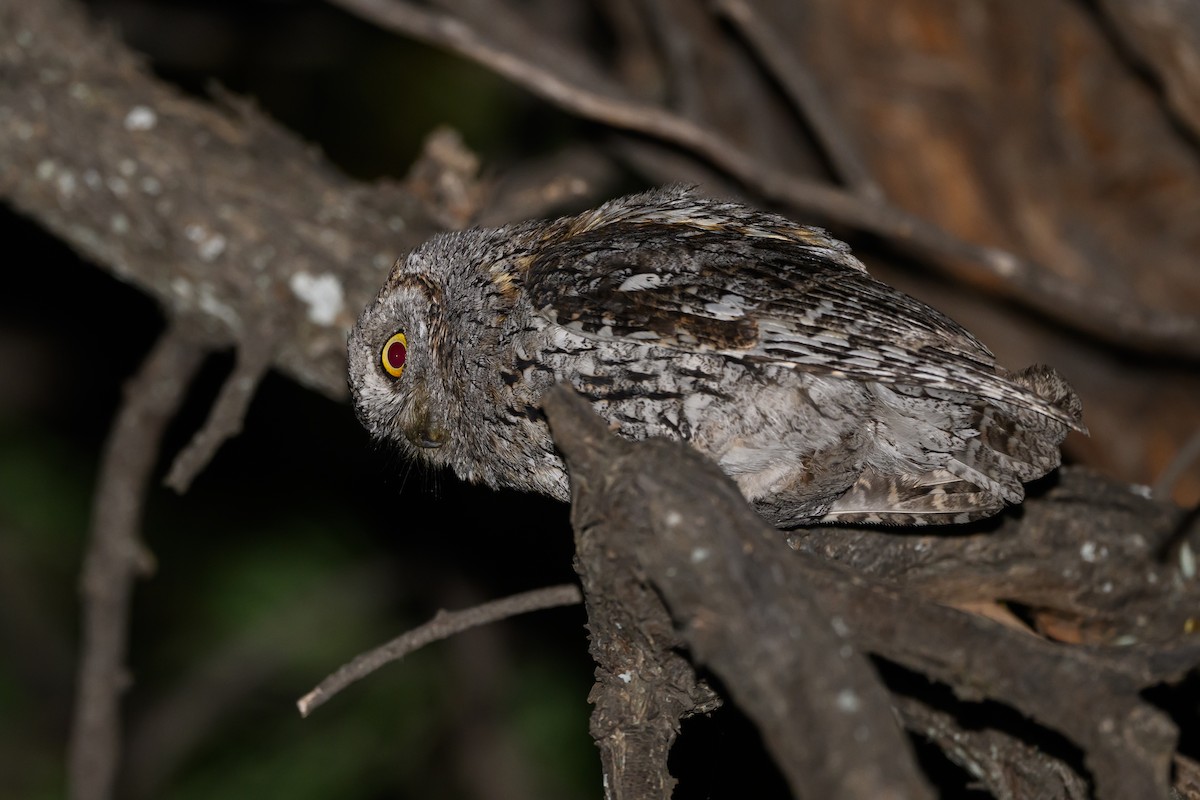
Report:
524,222,1081,427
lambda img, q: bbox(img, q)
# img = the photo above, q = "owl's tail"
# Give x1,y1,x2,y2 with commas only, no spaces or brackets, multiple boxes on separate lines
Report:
949,364,1083,491
821,365,1083,525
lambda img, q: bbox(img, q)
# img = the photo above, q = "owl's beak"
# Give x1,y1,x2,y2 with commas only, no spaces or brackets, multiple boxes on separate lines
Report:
405,424,448,450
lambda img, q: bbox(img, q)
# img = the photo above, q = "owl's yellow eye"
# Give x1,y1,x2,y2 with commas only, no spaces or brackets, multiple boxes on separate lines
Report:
381,331,408,378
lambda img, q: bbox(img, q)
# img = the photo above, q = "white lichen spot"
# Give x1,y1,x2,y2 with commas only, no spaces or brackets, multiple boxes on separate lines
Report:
1129,483,1153,499
198,284,241,331
124,105,158,132
1080,541,1098,563
110,213,130,234
835,689,861,713
617,671,632,684
55,171,77,198
1100,581,1113,594
1098,717,1115,735
36,159,56,180
664,510,683,527
199,234,226,261
1113,634,1138,646
690,547,710,564
17,29,33,47
829,616,851,637
107,176,129,196
170,277,192,299
69,82,91,101
140,176,162,195
185,223,227,262
289,271,345,327
83,169,102,190
14,121,34,141
118,158,138,177
985,247,1019,278
839,644,854,660
387,216,407,232
1181,542,1196,580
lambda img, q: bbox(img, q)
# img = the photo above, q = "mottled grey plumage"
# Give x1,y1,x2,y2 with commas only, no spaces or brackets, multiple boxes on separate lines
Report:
348,187,1084,527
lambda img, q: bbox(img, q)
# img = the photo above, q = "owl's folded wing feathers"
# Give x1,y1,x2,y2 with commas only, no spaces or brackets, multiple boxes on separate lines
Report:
524,222,1084,431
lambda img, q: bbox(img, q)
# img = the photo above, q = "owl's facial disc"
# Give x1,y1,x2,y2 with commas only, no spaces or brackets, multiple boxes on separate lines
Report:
373,327,450,450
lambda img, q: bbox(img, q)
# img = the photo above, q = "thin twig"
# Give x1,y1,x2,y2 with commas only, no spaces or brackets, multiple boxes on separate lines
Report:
68,326,206,800
714,0,884,200
297,583,582,717
327,0,1200,357
165,331,277,493
1153,427,1200,501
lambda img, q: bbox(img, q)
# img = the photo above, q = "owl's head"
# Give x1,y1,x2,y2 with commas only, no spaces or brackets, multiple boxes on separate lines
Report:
347,228,525,473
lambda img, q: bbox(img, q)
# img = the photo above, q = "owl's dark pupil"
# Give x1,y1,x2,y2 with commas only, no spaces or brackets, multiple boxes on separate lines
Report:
387,341,407,370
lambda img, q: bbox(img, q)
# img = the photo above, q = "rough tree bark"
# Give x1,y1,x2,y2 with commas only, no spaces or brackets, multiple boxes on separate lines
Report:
543,386,1198,800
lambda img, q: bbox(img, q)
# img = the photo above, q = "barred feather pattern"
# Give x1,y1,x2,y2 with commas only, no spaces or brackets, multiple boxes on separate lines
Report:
348,187,1084,528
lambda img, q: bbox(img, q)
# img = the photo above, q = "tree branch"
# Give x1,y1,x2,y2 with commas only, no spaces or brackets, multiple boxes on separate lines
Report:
297,583,583,717
0,0,447,401
1096,0,1200,140
714,0,884,200
68,325,206,800
541,384,1197,800
893,695,1091,800
164,323,278,492
544,385,934,800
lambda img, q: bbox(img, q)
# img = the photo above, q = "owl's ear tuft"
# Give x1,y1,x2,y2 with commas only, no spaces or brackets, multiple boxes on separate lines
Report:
381,331,408,378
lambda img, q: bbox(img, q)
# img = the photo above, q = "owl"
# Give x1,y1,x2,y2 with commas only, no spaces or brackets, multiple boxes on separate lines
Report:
348,186,1084,527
